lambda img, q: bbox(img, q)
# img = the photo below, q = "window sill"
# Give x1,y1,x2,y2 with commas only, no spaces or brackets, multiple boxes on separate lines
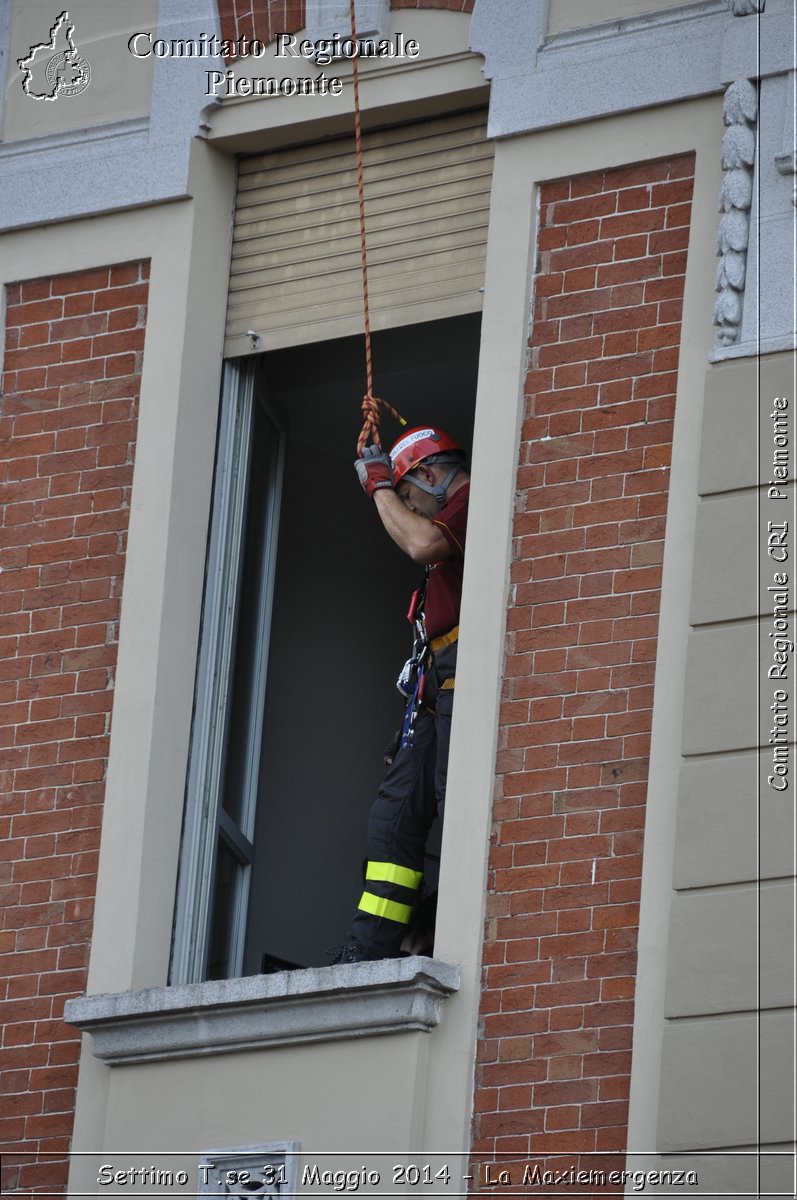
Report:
63,956,461,1065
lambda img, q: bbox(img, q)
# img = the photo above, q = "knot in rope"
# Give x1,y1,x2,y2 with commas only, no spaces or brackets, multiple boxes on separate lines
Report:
357,393,406,456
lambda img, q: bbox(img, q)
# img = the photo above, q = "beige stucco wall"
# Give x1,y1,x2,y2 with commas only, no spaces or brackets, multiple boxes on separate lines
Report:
628,351,796,1196
68,1034,436,1196
2,0,156,142
662,351,796,1143
547,0,699,37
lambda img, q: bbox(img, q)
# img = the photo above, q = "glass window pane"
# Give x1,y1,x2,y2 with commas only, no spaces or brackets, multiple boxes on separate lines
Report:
220,403,283,832
206,837,243,982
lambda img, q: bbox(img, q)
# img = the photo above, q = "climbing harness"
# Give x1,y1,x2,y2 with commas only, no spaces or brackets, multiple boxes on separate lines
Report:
349,0,407,455
396,570,430,748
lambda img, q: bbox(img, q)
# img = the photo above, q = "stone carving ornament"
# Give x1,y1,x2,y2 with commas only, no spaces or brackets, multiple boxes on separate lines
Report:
713,79,758,346
729,0,765,15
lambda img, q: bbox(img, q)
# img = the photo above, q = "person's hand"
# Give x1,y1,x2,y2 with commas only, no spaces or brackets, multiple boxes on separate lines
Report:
354,444,393,499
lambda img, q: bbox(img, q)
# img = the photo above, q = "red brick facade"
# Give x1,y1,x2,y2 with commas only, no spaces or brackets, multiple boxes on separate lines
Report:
470,157,695,1180
217,0,473,57
0,263,148,1196
217,0,305,49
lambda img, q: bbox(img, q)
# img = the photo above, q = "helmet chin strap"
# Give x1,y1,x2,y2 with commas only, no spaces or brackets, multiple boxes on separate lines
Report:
407,464,461,509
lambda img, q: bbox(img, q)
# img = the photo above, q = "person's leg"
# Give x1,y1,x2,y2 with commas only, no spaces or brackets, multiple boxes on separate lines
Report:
347,706,438,960
406,645,455,957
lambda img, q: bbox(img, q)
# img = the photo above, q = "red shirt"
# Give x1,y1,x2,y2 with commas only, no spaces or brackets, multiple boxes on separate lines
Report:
422,482,469,640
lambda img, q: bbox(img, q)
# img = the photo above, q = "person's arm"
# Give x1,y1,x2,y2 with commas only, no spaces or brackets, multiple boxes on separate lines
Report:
373,489,451,564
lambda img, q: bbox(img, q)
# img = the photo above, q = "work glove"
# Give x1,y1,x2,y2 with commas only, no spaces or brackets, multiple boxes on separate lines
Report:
354,444,393,499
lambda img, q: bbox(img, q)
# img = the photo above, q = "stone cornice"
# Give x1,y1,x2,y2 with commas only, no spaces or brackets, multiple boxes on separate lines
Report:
469,0,790,140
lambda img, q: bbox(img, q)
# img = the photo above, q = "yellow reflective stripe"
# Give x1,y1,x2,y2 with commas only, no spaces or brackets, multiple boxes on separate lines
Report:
357,891,413,925
366,861,423,890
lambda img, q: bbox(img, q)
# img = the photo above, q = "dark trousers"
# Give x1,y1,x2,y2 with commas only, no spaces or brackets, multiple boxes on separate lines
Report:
350,642,456,959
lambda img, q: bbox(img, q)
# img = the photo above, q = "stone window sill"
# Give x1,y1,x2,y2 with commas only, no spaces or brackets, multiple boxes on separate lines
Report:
63,956,460,1065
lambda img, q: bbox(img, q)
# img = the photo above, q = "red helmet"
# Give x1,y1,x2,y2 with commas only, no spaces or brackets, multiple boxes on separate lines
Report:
389,427,464,485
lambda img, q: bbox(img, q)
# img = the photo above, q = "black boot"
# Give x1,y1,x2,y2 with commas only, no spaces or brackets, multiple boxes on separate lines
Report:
327,938,371,965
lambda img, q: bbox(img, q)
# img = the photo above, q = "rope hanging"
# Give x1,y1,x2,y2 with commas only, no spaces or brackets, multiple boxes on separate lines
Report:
349,0,407,455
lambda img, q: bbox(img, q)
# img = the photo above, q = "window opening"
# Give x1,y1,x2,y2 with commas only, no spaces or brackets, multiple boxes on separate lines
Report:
172,315,479,983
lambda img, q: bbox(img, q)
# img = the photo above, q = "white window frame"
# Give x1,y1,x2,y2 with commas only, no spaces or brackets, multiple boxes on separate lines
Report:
171,360,285,984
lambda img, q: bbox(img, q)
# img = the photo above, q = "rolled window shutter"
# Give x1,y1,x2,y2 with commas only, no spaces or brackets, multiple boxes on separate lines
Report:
224,110,492,355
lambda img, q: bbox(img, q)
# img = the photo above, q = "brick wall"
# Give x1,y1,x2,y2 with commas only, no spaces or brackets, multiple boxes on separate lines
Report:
218,0,305,50
470,156,695,1184
0,263,148,1196
217,0,473,58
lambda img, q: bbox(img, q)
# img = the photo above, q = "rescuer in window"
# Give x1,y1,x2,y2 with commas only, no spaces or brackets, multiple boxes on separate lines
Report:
334,427,470,963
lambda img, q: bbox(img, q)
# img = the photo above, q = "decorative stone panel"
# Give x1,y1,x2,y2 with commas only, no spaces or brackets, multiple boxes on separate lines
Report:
198,1143,299,1197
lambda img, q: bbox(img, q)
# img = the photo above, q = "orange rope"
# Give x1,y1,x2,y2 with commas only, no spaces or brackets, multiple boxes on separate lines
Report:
350,0,406,455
